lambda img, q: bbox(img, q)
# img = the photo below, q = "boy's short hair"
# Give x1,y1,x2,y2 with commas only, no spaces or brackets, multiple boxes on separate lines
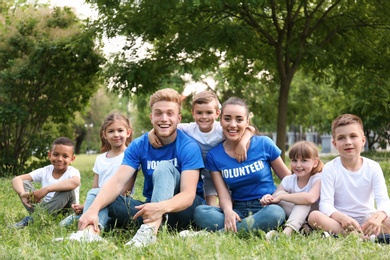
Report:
51,137,75,152
192,90,219,111
149,88,182,111
331,114,364,138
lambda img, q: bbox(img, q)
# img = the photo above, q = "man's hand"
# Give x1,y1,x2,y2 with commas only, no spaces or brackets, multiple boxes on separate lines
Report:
133,203,165,224
78,210,100,232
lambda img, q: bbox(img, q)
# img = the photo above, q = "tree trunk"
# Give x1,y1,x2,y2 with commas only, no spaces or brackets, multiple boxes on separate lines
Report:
276,79,291,162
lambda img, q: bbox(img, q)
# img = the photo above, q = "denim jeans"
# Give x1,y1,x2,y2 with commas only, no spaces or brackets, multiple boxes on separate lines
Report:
83,188,112,230
105,161,205,230
194,199,286,232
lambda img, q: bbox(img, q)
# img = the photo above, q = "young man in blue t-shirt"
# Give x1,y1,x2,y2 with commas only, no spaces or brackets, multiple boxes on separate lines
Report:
72,88,204,247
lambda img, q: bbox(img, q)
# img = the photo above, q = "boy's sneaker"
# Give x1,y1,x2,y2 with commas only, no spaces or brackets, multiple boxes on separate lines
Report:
124,224,156,248
59,214,80,227
265,230,279,241
63,229,105,243
13,216,33,229
371,234,390,244
179,230,209,238
321,231,338,238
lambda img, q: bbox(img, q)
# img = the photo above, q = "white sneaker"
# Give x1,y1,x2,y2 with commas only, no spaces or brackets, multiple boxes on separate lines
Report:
179,230,209,238
265,230,279,241
124,224,156,248
66,229,105,242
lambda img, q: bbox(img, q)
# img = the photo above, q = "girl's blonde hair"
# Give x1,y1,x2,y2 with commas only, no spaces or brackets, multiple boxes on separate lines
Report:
100,112,133,153
288,141,324,175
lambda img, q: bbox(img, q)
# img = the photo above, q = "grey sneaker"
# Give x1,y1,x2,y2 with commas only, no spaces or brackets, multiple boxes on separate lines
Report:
124,224,156,247
65,229,105,242
13,216,33,229
59,214,80,227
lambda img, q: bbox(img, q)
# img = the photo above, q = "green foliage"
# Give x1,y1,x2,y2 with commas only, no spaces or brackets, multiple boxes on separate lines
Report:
86,0,390,161
0,4,105,175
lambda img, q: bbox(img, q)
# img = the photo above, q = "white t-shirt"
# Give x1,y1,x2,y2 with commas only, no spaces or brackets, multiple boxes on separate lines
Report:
177,122,224,159
281,172,322,194
320,157,390,221
92,152,124,188
29,165,81,203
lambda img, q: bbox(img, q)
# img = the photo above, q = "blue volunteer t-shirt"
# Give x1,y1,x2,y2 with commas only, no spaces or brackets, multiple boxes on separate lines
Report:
206,135,280,201
122,130,204,201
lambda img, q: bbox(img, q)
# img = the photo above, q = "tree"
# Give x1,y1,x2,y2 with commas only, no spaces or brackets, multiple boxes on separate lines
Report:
0,4,105,175
87,0,390,159
75,85,134,154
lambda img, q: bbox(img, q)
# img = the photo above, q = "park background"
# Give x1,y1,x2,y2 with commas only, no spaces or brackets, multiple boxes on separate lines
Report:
1,0,390,259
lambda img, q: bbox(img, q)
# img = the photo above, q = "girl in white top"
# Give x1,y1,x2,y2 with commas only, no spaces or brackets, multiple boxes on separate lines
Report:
60,113,135,227
261,141,323,236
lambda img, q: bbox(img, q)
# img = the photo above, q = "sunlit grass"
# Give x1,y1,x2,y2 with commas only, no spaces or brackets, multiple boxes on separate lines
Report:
1,152,389,259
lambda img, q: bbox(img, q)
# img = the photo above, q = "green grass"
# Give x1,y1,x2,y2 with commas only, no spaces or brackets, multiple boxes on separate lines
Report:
1,153,390,259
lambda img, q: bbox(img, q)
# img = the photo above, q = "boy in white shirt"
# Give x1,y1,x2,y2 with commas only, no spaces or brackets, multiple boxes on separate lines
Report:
308,114,390,241
11,137,81,228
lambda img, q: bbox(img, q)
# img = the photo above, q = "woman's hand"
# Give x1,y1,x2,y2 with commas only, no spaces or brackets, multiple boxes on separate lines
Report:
223,209,241,232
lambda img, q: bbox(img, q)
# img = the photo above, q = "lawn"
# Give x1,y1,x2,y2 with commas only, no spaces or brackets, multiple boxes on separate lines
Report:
1,153,389,259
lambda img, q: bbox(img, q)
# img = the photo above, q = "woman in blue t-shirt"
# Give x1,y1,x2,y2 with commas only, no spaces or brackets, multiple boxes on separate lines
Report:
194,97,291,233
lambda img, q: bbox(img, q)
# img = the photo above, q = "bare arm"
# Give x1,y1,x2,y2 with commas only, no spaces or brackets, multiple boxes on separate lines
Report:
273,180,321,204
270,156,291,180
120,171,137,196
92,174,99,188
33,176,80,202
11,174,34,208
11,174,33,195
78,165,136,230
211,170,241,232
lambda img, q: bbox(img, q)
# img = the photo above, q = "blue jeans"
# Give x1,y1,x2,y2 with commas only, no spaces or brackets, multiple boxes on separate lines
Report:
106,161,205,230
83,188,112,230
194,200,286,232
